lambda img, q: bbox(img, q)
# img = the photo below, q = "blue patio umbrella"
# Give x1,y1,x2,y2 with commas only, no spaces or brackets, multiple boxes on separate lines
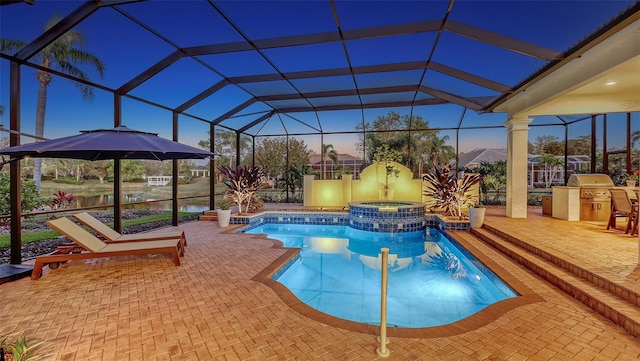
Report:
0,125,216,161
0,125,217,267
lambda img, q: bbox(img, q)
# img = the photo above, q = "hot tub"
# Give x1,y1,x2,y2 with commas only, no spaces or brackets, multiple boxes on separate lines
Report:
348,201,426,232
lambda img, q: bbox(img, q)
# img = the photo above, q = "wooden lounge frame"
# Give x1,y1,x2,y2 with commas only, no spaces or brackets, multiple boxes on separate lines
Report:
72,211,187,247
32,217,184,280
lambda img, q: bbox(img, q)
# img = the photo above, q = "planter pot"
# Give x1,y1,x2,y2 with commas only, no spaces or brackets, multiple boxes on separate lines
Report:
468,207,486,228
626,180,637,187
217,209,232,228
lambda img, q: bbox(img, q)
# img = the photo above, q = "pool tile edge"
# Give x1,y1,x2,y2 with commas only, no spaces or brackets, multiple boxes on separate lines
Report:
250,228,544,339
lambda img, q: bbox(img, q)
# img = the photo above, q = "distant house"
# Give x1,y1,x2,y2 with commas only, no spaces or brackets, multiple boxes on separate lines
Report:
455,148,591,187
190,165,210,178
147,175,171,186
308,153,365,179
456,148,509,169
527,154,590,186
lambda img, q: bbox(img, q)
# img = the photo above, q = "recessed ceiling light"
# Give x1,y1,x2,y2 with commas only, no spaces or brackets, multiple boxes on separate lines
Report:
605,81,617,86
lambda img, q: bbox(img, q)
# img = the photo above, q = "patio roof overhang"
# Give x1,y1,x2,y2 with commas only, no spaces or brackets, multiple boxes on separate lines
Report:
493,14,640,117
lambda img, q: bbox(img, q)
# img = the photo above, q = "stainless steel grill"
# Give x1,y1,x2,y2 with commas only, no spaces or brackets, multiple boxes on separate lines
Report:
567,174,613,221
566,174,613,187
567,174,614,198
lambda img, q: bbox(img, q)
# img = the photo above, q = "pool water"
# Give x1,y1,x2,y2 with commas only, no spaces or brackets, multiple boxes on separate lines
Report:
244,224,517,328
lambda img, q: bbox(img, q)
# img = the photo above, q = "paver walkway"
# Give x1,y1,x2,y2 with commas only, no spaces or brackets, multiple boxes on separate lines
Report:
1,207,639,360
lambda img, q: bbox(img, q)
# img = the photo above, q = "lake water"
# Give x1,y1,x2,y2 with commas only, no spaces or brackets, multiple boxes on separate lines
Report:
72,193,211,212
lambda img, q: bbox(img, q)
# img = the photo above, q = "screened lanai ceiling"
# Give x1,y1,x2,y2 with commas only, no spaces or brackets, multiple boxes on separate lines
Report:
1,0,639,138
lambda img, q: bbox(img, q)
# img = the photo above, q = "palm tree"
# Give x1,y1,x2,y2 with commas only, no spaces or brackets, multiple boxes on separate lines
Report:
1,14,105,190
321,143,339,179
538,153,564,188
632,130,640,148
212,129,250,167
467,160,506,203
418,134,455,174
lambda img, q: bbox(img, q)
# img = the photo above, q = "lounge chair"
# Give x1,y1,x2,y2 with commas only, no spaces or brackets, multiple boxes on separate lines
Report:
32,217,184,280
72,212,186,247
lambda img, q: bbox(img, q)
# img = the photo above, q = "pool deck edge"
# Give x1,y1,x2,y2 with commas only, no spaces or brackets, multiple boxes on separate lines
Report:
249,227,544,339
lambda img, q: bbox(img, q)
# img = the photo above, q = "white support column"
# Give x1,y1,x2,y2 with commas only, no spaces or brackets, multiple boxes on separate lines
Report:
504,115,532,218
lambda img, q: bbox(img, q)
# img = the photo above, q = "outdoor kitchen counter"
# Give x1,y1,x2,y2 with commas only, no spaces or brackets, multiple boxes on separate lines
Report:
552,186,581,221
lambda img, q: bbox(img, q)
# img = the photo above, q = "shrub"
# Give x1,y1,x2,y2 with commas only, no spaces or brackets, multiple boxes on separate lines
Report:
218,165,265,214
423,163,480,219
21,219,48,231
1,332,44,361
48,191,76,210
217,199,231,210
51,177,84,185
0,173,46,215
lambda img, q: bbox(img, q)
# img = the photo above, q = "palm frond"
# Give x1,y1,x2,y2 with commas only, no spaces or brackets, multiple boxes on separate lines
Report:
0,38,28,55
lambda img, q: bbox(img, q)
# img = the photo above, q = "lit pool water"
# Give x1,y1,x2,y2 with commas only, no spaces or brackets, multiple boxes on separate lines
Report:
244,224,517,328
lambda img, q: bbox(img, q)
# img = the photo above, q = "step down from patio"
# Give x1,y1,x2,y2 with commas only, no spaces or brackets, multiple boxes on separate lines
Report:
471,226,640,339
0,264,33,284
199,210,218,221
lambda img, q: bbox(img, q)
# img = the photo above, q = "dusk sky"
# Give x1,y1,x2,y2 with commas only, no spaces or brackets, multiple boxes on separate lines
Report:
0,1,636,157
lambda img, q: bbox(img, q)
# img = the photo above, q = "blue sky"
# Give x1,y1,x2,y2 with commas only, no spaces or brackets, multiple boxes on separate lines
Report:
0,0,636,156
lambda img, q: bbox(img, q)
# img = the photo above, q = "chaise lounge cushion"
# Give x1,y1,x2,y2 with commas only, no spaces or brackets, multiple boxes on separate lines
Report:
31,217,184,279
72,212,186,246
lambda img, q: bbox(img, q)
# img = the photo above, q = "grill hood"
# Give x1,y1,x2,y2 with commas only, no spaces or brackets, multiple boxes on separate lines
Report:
567,174,614,187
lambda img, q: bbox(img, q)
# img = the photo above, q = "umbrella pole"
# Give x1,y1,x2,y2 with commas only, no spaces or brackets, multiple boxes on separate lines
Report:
172,159,179,226
10,161,22,264
114,160,123,233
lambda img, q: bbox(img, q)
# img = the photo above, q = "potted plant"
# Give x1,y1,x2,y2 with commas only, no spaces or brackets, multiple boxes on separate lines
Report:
468,202,486,228
1,333,43,361
423,162,481,220
216,199,232,228
218,165,265,215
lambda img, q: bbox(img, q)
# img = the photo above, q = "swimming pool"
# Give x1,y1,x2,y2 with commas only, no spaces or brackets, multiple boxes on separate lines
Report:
244,223,517,328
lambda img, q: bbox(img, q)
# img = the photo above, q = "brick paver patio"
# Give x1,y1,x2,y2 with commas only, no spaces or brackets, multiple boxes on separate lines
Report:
1,207,639,360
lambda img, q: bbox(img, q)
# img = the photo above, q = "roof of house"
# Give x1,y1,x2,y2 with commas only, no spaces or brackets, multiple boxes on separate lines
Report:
528,154,591,165
309,153,364,166
456,148,508,168
457,148,592,168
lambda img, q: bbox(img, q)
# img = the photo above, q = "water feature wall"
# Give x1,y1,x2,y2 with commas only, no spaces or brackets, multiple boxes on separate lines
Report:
348,201,426,232
303,161,424,208
302,161,480,214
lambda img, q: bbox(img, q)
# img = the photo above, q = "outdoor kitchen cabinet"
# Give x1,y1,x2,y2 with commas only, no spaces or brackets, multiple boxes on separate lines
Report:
552,187,580,221
579,198,611,221
551,174,615,222
541,196,552,216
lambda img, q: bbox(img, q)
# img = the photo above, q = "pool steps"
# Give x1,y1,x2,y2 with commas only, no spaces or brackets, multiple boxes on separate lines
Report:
471,225,640,339
199,210,220,222
198,208,640,338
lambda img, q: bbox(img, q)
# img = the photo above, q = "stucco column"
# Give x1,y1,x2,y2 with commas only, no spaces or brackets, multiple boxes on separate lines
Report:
303,174,316,207
504,115,532,218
